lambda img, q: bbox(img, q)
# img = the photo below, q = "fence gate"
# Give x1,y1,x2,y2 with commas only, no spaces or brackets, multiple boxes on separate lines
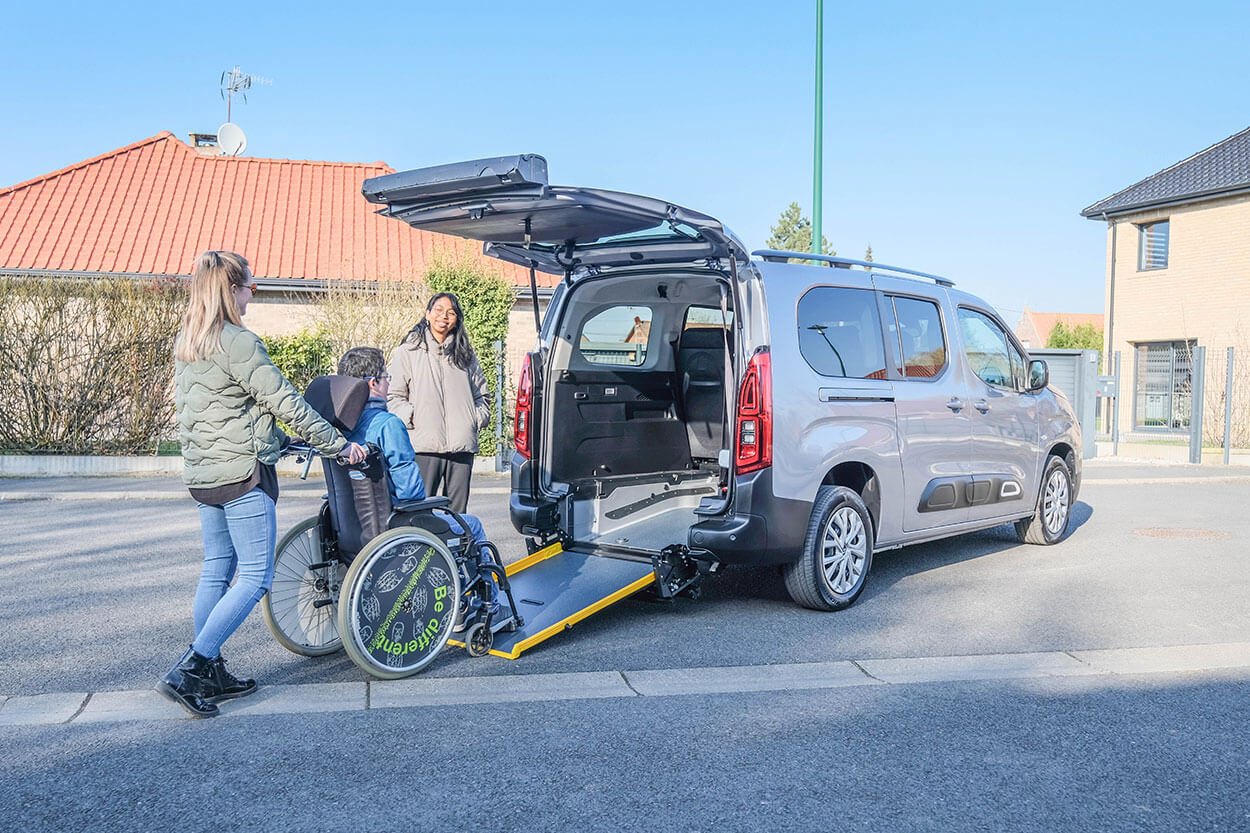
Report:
1030,349,1100,459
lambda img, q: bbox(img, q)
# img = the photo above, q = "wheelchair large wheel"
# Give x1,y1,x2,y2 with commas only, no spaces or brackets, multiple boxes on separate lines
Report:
262,515,345,657
337,526,460,679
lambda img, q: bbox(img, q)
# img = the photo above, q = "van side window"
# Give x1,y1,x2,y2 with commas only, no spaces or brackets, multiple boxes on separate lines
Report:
797,287,888,379
958,308,1024,390
683,305,734,331
890,296,947,379
579,305,652,366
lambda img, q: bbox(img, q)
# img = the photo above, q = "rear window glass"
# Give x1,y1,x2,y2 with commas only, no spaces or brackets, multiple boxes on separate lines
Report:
797,287,887,379
578,305,652,366
890,296,947,379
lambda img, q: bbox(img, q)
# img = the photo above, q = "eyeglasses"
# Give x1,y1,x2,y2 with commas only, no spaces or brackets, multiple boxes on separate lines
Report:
429,308,457,320
367,374,391,382
237,283,258,296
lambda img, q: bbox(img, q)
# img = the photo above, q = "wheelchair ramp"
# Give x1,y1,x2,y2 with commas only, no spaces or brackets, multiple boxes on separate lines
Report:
448,543,654,660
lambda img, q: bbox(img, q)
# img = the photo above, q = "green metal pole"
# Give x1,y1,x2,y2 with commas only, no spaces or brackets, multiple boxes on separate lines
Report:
812,0,823,256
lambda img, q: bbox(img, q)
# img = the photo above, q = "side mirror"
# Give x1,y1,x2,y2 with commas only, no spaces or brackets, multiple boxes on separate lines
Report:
1027,359,1048,391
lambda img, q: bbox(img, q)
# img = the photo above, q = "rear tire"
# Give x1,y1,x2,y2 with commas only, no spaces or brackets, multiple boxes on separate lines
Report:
1015,455,1073,545
262,516,344,656
338,527,460,679
784,485,874,611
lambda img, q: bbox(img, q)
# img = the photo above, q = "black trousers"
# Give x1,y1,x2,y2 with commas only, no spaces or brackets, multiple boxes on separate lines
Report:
413,451,474,514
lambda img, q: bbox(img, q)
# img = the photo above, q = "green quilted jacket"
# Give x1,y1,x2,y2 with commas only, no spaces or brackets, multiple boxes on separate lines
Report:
175,323,346,489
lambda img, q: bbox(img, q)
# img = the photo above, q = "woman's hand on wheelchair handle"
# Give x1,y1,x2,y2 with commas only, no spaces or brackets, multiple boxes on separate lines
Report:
339,442,367,465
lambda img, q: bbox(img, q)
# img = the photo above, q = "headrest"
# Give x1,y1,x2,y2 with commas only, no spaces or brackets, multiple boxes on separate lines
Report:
305,375,370,433
679,326,733,350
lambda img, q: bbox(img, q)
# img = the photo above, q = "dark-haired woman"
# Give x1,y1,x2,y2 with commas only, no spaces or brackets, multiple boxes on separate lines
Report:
387,292,489,513
158,250,366,718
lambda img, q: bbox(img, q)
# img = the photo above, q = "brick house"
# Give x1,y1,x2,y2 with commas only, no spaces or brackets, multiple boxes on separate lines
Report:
1081,125,1250,439
0,132,556,395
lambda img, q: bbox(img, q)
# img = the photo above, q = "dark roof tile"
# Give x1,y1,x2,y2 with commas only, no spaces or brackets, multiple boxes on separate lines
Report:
1081,126,1250,218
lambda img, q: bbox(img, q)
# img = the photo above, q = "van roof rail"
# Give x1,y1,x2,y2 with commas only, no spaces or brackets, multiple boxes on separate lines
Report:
752,250,955,288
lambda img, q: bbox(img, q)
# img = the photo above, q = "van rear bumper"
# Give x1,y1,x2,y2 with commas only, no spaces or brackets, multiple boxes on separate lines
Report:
509,456,559,535
688,469,809,565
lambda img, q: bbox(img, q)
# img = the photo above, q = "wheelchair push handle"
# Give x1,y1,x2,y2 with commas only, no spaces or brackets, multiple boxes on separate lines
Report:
279,439,373,480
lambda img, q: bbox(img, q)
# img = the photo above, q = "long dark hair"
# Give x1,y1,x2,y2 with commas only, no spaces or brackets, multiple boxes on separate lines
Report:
402,291,475,370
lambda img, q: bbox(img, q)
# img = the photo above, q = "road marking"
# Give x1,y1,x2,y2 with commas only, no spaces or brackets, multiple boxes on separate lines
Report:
4,642,1250,727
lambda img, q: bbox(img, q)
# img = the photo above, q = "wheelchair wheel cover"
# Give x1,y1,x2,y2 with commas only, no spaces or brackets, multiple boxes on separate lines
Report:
337,526,460,679
262,515,345,656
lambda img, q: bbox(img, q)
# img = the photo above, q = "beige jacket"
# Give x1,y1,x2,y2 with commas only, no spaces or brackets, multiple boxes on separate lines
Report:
387,331,489,454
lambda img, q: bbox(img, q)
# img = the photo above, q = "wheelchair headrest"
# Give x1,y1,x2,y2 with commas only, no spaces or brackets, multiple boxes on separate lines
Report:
305,375,370,433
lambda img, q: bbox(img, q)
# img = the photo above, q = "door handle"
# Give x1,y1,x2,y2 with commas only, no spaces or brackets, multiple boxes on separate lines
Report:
974,399,991,414
946,397,963,412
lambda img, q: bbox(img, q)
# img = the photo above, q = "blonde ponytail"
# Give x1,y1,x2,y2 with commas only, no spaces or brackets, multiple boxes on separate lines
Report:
175,251,250,362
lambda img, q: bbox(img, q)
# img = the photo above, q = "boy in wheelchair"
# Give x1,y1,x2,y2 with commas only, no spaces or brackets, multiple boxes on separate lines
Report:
265,349,519,676
336,346,486,548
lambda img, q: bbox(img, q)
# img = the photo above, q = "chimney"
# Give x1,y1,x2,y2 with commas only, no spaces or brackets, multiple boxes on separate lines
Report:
187,133,224,156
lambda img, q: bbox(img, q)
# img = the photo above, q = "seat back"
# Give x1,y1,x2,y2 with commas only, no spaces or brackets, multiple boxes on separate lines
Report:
305,375,391,562
676,326,732,461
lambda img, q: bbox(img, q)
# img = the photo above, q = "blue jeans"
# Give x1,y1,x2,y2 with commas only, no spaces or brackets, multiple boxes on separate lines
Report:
191,488,276,658
438,510,486,547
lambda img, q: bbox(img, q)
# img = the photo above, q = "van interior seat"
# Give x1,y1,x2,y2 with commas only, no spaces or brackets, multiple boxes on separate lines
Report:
677,326,733,460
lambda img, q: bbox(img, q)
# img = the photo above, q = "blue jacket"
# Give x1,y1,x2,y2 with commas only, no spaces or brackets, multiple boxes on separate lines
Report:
346,397,485,545
347,398,426,502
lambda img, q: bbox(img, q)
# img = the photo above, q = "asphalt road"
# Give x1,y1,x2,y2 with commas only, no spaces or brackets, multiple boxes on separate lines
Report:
2,461,1249,831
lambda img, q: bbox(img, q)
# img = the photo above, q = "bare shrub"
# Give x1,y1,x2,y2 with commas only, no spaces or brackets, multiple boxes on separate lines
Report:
313,279,429,360
0,275,186,453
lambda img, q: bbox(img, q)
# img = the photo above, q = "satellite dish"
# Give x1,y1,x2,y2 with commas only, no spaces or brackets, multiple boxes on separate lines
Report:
217,122,247,156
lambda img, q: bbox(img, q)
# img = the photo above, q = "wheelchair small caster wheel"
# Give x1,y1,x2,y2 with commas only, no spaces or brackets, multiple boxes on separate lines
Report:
465,622,493,657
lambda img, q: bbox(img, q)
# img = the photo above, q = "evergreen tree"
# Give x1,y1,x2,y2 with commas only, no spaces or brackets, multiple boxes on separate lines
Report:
765,202,835,264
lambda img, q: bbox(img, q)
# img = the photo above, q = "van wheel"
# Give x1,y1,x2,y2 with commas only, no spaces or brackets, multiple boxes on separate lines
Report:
1015,455,1072,545
784,486,874,611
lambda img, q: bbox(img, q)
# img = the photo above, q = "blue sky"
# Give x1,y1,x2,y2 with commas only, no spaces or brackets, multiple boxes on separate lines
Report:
2,1,1247,324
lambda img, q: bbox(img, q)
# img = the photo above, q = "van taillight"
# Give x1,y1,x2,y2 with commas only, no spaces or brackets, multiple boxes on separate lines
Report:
514,354,533,460
735,351,772,474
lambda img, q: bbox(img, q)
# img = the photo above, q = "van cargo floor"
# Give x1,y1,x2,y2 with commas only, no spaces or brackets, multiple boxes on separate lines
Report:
447,543,654,660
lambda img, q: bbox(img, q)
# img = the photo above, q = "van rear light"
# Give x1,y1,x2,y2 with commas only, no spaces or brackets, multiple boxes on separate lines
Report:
735,350,772,474
514,354,533,460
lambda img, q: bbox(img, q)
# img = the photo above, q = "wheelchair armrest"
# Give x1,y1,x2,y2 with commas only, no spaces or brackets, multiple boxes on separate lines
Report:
392,496,451,513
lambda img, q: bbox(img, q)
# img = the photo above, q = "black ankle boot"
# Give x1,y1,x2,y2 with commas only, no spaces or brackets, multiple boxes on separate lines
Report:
155,647,219,718
204,654,258,703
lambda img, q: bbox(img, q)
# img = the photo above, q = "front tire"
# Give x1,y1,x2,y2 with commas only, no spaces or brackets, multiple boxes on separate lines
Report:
784,485,874,611
1015,455,1073,545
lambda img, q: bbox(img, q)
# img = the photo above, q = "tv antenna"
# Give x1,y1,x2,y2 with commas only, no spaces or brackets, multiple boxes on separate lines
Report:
220,66,272,122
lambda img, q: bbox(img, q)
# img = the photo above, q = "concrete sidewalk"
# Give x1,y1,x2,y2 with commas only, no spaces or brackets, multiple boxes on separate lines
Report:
4,458,1249,501
4,642,1248,727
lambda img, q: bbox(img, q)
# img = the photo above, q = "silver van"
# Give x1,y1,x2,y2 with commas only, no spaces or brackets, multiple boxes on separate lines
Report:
363,155,1081,611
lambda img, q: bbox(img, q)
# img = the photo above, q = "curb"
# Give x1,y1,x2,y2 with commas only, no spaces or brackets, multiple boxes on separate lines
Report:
0,454,510,478
4,642,1249,727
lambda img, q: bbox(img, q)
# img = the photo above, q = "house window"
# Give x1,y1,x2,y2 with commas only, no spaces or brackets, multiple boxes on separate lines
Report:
1133,340,1194,431
1137,220,1169,270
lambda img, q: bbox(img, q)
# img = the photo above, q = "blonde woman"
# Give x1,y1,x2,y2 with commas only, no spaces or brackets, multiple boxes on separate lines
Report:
157,251,365,718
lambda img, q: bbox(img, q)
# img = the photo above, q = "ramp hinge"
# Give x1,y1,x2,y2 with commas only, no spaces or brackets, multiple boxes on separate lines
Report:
652,544,703,600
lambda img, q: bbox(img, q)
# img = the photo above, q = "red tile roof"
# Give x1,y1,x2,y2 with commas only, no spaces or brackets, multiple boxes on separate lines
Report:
1015,308,1105,347
0,132,557,287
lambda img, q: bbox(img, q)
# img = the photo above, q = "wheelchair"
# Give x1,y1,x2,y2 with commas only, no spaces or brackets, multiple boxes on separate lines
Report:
260,375,522,679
